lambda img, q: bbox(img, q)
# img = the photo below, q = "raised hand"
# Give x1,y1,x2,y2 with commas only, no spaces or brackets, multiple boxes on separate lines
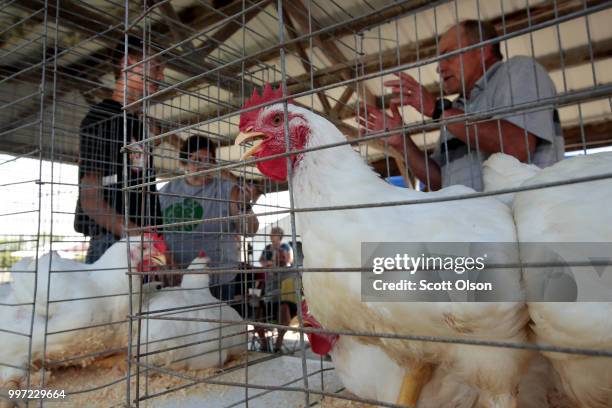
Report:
357,102,405,149
384,72,436,118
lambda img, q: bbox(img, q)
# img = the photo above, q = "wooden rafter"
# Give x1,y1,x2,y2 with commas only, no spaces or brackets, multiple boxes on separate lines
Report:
282,7,332,113
282,0,610,116
8,1,265,96
334,37,612,120
157,1,197,52
193,1,270,58
284,0,377,106
151,0,270,104
154,0,435,104
331,86,355,118
564,120,612,151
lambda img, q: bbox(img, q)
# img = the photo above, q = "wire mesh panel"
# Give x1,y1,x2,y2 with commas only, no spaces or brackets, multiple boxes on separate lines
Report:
0,0,53,403
0,0,182,406
1,0,612,407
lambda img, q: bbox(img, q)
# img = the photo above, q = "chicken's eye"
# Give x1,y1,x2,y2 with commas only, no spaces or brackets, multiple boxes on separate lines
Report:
271,113,283,126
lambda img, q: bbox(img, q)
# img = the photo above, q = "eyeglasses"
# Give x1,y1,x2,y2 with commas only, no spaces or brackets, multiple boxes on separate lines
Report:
184,154,215,166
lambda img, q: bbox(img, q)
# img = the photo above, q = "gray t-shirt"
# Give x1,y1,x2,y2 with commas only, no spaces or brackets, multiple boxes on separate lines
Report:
159,178,239,284
431,56,565,191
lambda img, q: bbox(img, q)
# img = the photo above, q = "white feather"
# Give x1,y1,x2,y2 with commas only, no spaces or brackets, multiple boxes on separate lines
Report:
482,153,540,206
1,249,244,389
484,151,612,407
331,336,479,408
139,256,245,370
265,104,530,407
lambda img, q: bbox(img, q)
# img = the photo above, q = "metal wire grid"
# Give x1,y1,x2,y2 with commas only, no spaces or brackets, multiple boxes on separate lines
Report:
123,1,612,408
0,0,276,406
0,0,52,404
0,0,610,407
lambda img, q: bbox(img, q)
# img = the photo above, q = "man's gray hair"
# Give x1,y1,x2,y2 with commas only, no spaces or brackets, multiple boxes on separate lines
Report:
460,19,503,61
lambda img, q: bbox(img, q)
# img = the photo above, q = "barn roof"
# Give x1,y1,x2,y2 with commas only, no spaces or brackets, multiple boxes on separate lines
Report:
1,0,610,181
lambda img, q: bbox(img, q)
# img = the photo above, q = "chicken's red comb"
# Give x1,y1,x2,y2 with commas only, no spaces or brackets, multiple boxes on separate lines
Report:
143,232,167,253
239,83,290,131
198,250,207,258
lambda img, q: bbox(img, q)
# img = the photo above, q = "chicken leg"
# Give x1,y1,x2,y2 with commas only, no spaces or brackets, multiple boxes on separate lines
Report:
396,363,433,407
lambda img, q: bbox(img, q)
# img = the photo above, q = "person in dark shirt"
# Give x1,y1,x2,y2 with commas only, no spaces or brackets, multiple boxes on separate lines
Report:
74,36,165,263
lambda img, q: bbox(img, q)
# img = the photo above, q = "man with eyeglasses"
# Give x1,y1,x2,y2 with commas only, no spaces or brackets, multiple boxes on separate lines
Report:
360,20,564,191
158,135,259,300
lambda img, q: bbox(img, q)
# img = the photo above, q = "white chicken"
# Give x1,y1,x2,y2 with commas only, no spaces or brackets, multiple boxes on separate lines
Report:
483,151,612,408
302,301,479,408
139,253,245,371
0,234,167,393
303,301,571,408
482,153,540,206
234,85,530,408
9,234,167,317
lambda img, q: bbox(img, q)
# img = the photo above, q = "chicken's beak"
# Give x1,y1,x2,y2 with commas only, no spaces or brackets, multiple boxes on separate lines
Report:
151,253,167,266
235,130,267,160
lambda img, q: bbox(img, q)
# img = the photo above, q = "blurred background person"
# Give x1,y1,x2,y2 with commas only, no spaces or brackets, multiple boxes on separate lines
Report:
75,35,164,263
159,135,259,299
255,227,297,352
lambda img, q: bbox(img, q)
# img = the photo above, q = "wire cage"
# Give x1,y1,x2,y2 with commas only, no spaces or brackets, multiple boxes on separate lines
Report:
1,0,612,407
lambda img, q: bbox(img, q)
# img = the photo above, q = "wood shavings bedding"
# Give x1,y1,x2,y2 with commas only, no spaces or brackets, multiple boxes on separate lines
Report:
316,395,375,408
36,352,252,407
26,351,356,407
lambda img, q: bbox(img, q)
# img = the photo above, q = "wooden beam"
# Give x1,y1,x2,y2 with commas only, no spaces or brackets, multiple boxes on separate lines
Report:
176,0,610,132
564,120,612,151
335,38,612,120
248,0,434,72
282,7,332,113
156,0,435,104
14,0,119,41
283,0,609,110
157,1,197,52
194,0,269,58
10,0,260,94
148,0,269,104
331,86,355,117
284,0,377,106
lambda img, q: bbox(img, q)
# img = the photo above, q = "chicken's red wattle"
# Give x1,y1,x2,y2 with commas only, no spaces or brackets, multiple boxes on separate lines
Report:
301,301,339,356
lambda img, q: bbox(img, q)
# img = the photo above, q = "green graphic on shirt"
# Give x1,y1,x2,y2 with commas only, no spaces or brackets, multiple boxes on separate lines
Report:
163,198,204,232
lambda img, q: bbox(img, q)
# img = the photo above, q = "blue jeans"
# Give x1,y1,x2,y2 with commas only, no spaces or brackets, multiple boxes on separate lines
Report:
210,279,237,302
85,233,118,264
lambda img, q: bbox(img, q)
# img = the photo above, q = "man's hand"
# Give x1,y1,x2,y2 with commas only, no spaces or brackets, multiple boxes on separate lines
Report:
384,72,436,118
230,184,260,236
357,102,405,149
240,184,262,204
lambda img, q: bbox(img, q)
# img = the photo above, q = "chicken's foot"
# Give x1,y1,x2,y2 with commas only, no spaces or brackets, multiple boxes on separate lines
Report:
396,363,433,407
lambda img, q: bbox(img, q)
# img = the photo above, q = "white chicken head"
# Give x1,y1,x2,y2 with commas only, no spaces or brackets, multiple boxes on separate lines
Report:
234,84,312,182
181,250,211,289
